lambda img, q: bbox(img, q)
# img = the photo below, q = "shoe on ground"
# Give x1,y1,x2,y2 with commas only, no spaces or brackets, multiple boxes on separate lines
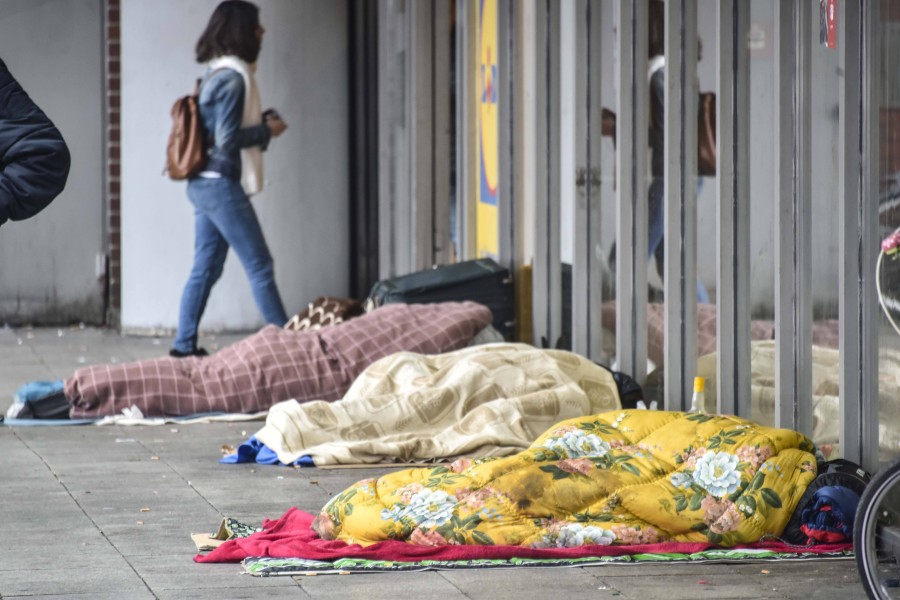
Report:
168,347,209,358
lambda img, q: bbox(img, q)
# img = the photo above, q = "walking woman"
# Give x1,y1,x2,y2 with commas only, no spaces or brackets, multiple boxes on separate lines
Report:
171,0,288,358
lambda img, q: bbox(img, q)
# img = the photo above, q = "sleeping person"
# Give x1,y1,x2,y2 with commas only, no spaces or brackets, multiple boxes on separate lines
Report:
9,302,493,421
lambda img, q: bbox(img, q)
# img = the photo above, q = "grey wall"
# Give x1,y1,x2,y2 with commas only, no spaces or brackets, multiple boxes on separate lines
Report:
0,0,105,324
743,0,841,317
121,0,349,332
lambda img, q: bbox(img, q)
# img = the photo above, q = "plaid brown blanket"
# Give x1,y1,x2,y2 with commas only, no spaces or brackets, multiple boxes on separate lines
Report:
65,302,493,419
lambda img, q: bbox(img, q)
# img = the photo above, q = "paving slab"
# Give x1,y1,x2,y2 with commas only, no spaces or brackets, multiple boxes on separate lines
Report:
127,553,302,591
440,566,612,599
0,565,150,596
153,586,309,600
296,571,469,600
0,548,126,574
9,593,158,600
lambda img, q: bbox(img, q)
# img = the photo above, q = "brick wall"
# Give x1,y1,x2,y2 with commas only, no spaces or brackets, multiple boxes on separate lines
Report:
106,0,121,325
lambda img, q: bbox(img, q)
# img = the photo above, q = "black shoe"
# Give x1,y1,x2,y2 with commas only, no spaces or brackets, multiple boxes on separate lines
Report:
169,347,209,358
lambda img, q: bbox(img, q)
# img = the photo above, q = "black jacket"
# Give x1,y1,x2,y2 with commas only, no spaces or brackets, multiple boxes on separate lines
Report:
0,58,70,227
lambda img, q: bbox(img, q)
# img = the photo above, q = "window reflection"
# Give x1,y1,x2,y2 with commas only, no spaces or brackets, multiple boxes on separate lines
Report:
876,0,900,465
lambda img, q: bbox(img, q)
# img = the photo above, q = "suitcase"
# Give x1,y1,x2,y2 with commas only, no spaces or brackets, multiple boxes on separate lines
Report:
367,258,515,339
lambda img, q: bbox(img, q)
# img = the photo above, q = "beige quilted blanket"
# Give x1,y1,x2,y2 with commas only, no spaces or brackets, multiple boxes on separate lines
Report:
254,343,622,466
696,340,900,460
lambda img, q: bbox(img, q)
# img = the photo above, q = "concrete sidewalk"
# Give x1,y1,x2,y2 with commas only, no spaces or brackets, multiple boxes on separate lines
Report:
0,325,865,599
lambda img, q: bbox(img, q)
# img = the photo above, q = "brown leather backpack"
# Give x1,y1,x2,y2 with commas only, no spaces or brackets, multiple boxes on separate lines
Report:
601,91,717,177
164,80,206,180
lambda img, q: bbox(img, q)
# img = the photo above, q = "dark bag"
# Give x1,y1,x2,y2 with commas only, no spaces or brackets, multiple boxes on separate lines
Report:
165,80,206,180
781,458,870,544
697,92,717,176
367,258,515,339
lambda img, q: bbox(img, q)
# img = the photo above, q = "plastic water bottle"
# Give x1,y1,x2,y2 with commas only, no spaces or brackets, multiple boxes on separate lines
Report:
689,376,705,413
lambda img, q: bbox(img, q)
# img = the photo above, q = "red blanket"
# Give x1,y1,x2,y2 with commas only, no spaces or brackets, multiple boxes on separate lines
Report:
195,507,850,564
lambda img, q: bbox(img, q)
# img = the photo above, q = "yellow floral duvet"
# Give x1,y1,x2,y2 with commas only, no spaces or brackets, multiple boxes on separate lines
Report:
312,409,817,548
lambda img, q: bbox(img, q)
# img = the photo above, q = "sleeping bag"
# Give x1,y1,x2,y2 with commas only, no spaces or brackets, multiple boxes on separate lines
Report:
312,409,818,548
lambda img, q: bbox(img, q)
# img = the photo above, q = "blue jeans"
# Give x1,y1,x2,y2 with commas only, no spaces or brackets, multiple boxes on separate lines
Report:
173,177,288,353
648,177,710,304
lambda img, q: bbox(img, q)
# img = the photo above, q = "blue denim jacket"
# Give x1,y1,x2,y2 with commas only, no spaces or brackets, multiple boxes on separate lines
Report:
197,68,270,181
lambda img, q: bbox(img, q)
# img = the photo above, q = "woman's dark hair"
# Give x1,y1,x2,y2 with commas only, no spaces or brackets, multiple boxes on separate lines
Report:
195,0,261,64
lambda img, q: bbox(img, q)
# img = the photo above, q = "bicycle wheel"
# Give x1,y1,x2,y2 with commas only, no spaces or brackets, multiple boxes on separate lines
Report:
856,457,900,599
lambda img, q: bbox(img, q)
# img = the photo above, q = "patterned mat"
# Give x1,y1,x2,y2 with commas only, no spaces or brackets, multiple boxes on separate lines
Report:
241,547,853,576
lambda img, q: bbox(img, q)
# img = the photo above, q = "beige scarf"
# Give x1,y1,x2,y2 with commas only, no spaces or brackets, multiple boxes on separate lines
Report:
208,56,264,196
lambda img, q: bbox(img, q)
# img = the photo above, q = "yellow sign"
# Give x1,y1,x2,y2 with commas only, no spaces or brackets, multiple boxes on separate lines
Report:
477,0,499,259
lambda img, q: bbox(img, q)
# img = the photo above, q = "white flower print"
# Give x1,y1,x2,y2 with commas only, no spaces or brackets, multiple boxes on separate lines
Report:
543,430,611,459
669,471,693,490
381,489,458,528
692,451,741,498
554,524,617,547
